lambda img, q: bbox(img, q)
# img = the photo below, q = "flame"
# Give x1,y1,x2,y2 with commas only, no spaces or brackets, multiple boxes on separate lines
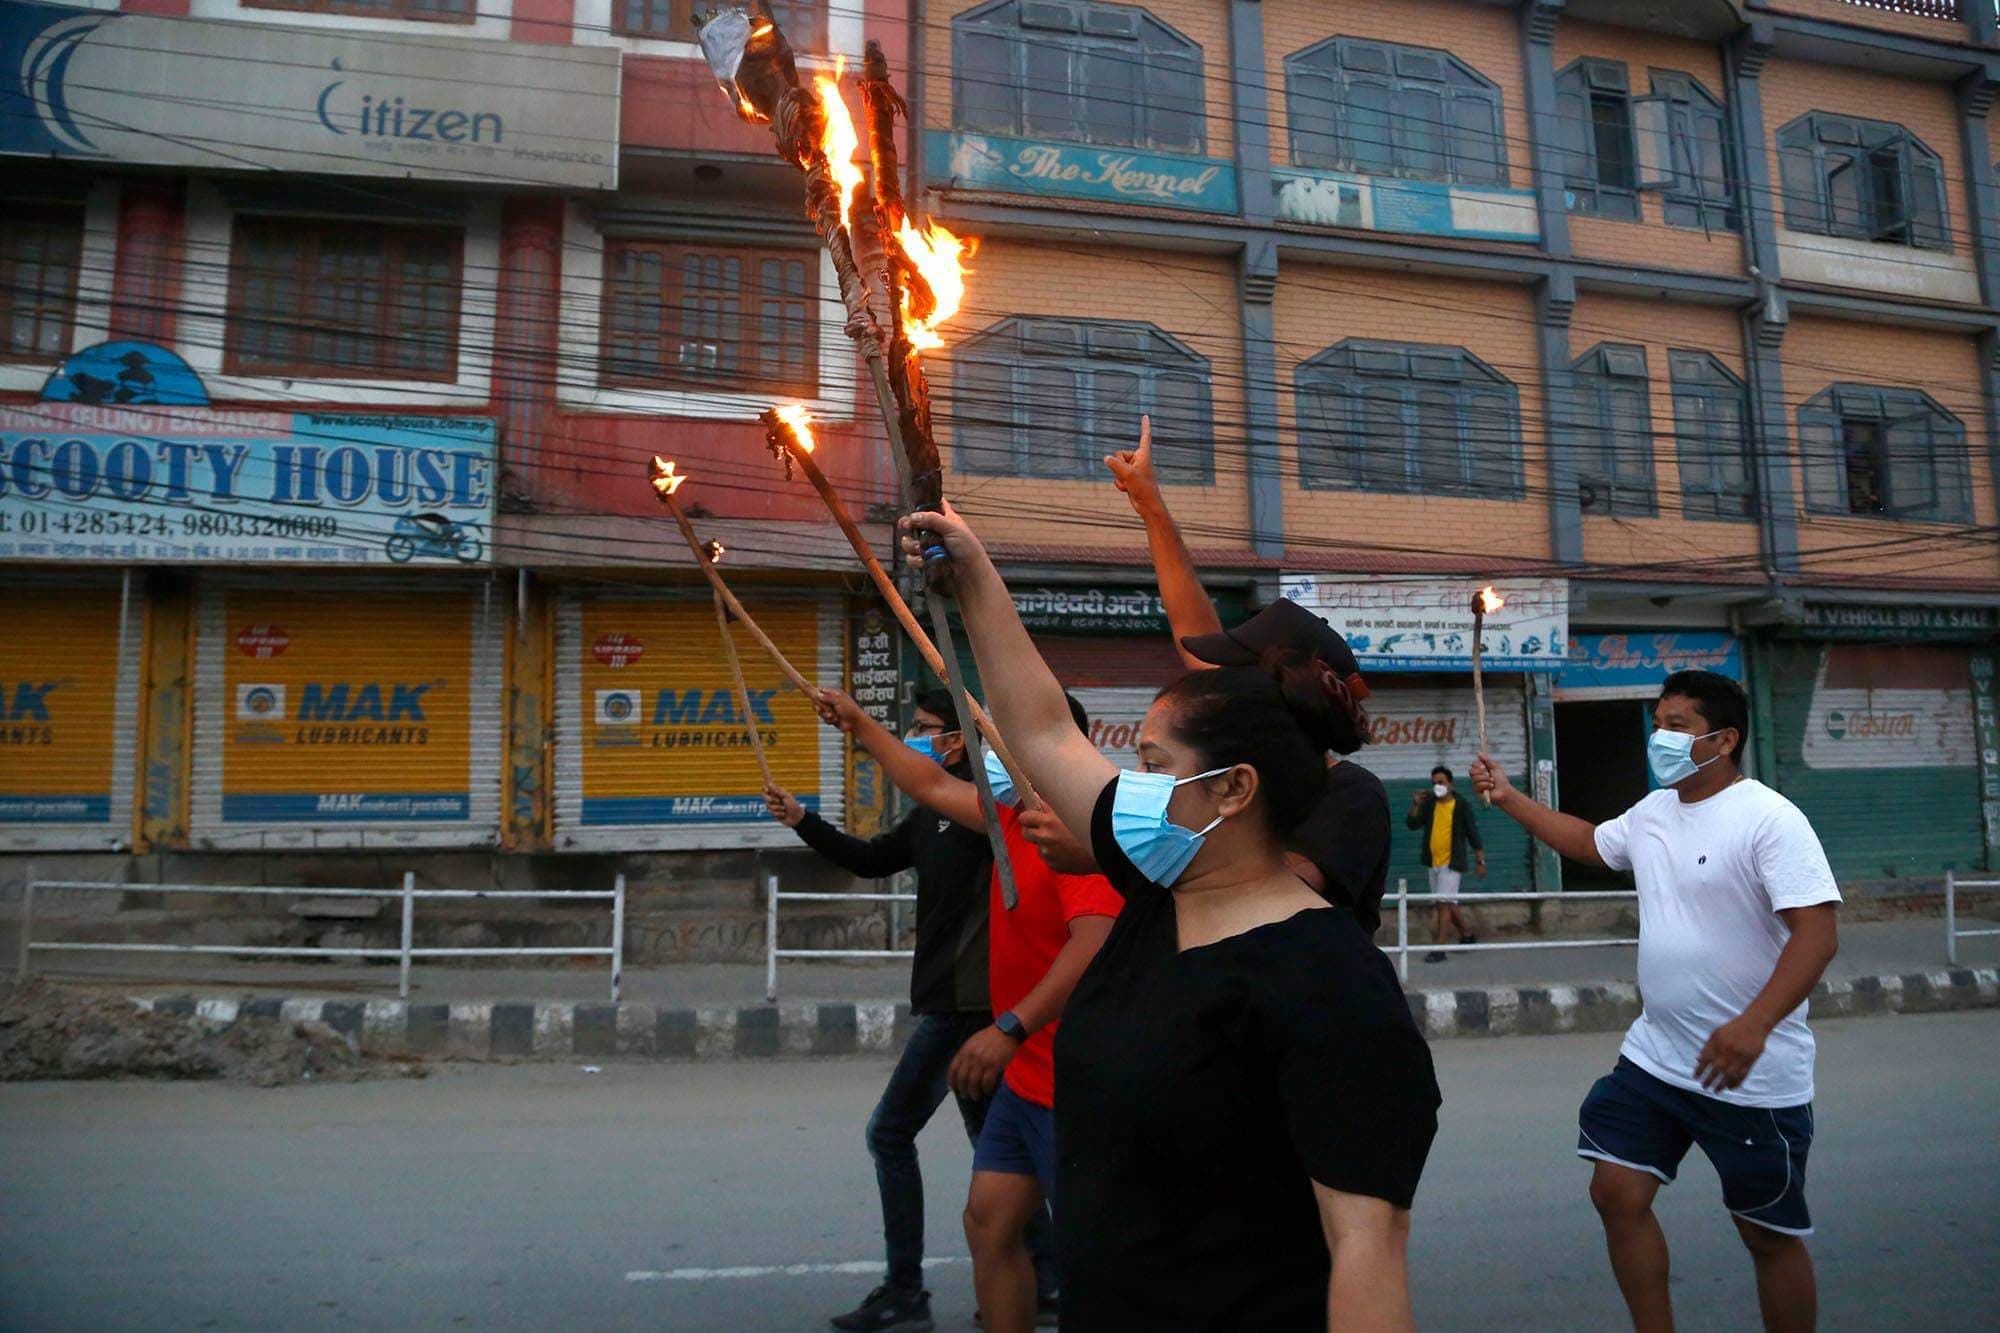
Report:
774,403,818,452
1477,586,1505,615
735,91,760,121
895,221,971,352
704,539,726,565
814,59,863,233
650,456,687,498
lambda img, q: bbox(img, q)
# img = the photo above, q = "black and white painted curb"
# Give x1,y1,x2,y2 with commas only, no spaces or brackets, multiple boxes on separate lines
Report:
131,967,1998,1061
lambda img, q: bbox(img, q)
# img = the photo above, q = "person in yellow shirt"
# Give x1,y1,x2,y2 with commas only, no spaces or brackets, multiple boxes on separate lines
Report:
1407,766,1486,962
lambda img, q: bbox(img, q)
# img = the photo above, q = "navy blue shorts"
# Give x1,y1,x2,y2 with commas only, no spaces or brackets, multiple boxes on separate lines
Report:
1578,1057,1815,1236
972,1082,1056,1201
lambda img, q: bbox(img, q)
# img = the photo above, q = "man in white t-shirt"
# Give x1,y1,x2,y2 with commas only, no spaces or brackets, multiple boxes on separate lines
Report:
1472,670,1840,1333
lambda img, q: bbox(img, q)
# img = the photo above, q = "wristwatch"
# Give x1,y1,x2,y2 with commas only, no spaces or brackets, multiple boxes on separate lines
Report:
994,1011,1028,1040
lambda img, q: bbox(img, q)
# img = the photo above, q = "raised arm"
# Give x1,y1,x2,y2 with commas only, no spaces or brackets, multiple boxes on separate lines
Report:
1469,753,1605,868
1106,415,1223,670
901,505,1114,844
816,689,983,831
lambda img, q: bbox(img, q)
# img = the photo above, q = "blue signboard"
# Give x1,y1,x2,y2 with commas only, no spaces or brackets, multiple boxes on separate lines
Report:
1559,631,1743,696
926,130,1238,215
0,347,494,566
1272,168,1540,242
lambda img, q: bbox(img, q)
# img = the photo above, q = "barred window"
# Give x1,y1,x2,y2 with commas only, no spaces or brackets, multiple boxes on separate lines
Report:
1285,38,1506,186
1,205,83,362
601,242,817,396
1668,352,1753,521
1571,343,1656,516
245,0,474,23
226,219,462,380
1796,384,1970,522
953,0,1205,154
1555,59,1640,220
1650,72,1738,233
1777,113,1948,251
1294,340,1523,497
952,317,1213,482
612,0,824,48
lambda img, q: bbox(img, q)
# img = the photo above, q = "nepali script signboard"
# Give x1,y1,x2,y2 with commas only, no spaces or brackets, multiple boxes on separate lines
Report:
0,404,495,566
1280,575,1570,673
0,0,620,188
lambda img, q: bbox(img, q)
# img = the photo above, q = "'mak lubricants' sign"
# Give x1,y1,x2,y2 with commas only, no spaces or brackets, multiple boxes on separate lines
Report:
0,585,133,843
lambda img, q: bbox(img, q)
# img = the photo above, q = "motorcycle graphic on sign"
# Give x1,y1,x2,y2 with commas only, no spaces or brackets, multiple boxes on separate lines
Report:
385,512,484,564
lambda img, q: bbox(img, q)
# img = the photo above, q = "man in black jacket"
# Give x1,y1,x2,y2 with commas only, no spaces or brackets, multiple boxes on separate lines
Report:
764,690,1055,1332
1408,765,1486,962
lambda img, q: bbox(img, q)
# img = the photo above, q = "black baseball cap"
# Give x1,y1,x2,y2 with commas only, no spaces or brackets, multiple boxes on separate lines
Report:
1181,598,1371,701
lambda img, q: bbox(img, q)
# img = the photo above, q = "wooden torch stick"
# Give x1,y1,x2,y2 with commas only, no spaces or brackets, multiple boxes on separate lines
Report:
712,584,776,789
762,410,1039,808
1471,586,1502,806
649,457,821,703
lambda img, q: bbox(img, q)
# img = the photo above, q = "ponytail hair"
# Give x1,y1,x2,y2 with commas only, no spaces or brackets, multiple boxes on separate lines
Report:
1156,647,1370,835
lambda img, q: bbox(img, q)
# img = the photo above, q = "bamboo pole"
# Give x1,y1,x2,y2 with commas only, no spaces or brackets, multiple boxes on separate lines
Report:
712,586,776,788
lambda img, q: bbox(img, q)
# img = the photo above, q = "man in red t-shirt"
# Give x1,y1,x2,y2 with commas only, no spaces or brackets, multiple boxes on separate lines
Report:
813,689,1120,1333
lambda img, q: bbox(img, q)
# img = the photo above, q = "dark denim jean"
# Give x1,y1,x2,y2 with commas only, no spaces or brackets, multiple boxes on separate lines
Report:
866,1011,1057,1297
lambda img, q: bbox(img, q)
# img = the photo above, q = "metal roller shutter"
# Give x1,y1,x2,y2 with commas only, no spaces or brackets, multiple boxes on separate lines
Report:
0,573,141,851
1769,640,1982,880
189,577,505,849
1366,678,1536,893
553,590,846,851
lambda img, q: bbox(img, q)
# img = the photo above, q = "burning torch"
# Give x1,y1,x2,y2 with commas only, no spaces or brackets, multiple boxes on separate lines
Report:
695,8,1020,905
1471,585,1504,806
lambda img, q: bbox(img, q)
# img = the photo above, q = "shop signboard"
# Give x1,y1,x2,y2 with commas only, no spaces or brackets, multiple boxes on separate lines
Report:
0,342,494,566
1279,575,1569,673
0,0,620,188
847,606,899,839
1973,654,2000,863
926,130,1238,214
0,583,137,848
1272,168,1540,242
1798,602,2000,642
1557,630,1742,700
1010,584,1249,636
562,598,838,835
1800,645,1977,771
197,587,501,841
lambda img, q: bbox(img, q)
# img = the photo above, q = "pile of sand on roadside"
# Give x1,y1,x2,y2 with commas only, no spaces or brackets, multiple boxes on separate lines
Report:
0,980,425,1087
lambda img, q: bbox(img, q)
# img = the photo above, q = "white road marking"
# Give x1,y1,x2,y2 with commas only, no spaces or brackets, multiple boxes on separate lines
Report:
625,1256,970,1283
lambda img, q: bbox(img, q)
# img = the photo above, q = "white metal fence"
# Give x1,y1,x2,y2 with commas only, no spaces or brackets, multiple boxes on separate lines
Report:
1945,870,2000,965
765,871,914,1001
16,875,627,1000
1387,877,1639,982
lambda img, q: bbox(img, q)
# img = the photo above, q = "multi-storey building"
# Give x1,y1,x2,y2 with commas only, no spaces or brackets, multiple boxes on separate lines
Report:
4,0,1998,958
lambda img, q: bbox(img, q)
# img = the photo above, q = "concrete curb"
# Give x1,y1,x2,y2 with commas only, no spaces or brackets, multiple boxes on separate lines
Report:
126,967,2000,1061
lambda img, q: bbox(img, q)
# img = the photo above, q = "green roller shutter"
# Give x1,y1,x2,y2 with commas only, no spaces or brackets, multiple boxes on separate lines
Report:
1766,639,1983,882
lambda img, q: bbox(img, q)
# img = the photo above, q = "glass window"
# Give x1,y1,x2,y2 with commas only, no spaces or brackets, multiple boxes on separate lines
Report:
600,242,818,396
1285,38,1507,186
1571,343,1656,515
1651,71,1739,233
1555,59,1639,220
1776,113,1951,251
227,218,462,380
245,0,474,22
1667,351,1754,521
1294,340,1525,498
953,0,1205,153
1796,383,1970,521
0,204,83,362
951,316,1214,482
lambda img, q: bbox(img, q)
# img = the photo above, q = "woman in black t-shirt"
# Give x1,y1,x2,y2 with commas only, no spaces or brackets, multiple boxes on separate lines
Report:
900,507,1440,1331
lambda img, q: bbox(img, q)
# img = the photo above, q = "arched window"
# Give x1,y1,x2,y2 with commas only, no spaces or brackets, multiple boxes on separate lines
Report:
1667,352,1753,521
1283,38,1506,186
951,317,1213,482
1294,340,1523,497
953,0,1205,154
1777,113,1949,251
1796,384,1969,521
1571,343,1656,516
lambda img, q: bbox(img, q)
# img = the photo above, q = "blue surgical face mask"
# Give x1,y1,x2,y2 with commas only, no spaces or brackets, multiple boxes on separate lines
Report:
1109,767,1233,887
905,734,943,763
1648,727,1724,787
982,747,1018,807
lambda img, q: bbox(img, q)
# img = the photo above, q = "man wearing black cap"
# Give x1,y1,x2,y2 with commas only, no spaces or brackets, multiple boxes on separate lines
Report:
1106,420,1392,933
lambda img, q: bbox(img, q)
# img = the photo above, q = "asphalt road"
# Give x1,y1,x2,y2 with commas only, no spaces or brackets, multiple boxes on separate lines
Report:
1,1011,1994,1332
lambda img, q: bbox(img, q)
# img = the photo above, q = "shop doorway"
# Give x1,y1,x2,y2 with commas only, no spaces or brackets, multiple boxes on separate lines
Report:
1555,699,1650,886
